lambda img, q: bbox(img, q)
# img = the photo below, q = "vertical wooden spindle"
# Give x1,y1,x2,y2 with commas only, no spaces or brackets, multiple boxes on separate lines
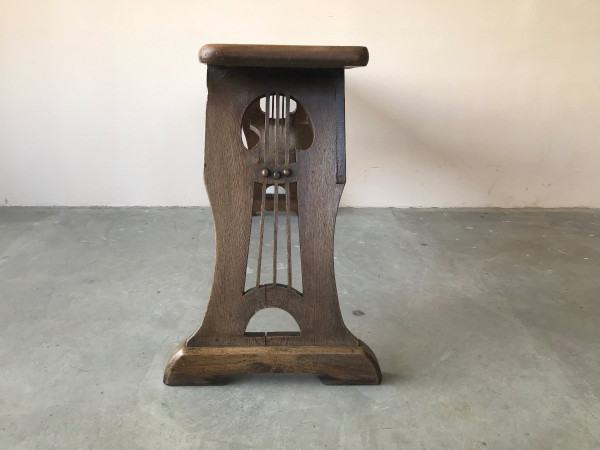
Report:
284,94,290,165
273,182,278,286
274,93,279,165
264,94,270,164
256,182,267,288
286,181,292,288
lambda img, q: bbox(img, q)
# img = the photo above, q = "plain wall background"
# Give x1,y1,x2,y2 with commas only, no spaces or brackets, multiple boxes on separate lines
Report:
1,0,599,207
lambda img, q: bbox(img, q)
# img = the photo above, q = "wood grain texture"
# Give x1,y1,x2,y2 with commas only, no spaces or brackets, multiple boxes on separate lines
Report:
165,48,380,385
199,44,369,68
185,66,358,348
164,341,382,386
252,182,298,215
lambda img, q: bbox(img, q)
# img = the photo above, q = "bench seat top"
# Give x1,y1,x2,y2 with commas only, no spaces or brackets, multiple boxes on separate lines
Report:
199,44,368,69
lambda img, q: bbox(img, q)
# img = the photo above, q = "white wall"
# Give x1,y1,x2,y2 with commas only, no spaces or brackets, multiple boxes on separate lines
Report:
1,0,599,207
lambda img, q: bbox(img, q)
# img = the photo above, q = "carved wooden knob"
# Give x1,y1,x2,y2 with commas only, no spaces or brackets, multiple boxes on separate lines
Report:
261,168,270,177
282,168,291,177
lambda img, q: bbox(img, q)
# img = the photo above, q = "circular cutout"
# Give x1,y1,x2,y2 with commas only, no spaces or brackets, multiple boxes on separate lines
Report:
241,94,314,164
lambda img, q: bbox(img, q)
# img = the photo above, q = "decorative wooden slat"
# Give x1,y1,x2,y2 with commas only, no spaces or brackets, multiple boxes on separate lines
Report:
286,181,292,289
273,183,278,286
255,182,266,288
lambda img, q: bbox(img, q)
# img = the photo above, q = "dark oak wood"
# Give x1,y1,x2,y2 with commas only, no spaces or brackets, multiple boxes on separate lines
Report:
164,341,381,386
199,44,369,68
184,66,357,347
164,45,380,386
252,183,298,215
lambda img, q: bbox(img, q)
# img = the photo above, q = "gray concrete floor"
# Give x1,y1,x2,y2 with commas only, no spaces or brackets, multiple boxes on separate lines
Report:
1,207,599,449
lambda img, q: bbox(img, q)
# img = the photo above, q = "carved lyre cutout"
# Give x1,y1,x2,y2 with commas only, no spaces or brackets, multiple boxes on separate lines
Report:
244,93,311,294
241,94,313,164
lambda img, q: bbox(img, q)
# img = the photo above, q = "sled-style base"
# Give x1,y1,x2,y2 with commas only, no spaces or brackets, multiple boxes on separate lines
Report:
164,340,382,386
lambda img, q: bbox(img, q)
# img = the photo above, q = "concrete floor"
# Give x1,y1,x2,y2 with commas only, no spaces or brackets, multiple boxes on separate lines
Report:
1,207,599,449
